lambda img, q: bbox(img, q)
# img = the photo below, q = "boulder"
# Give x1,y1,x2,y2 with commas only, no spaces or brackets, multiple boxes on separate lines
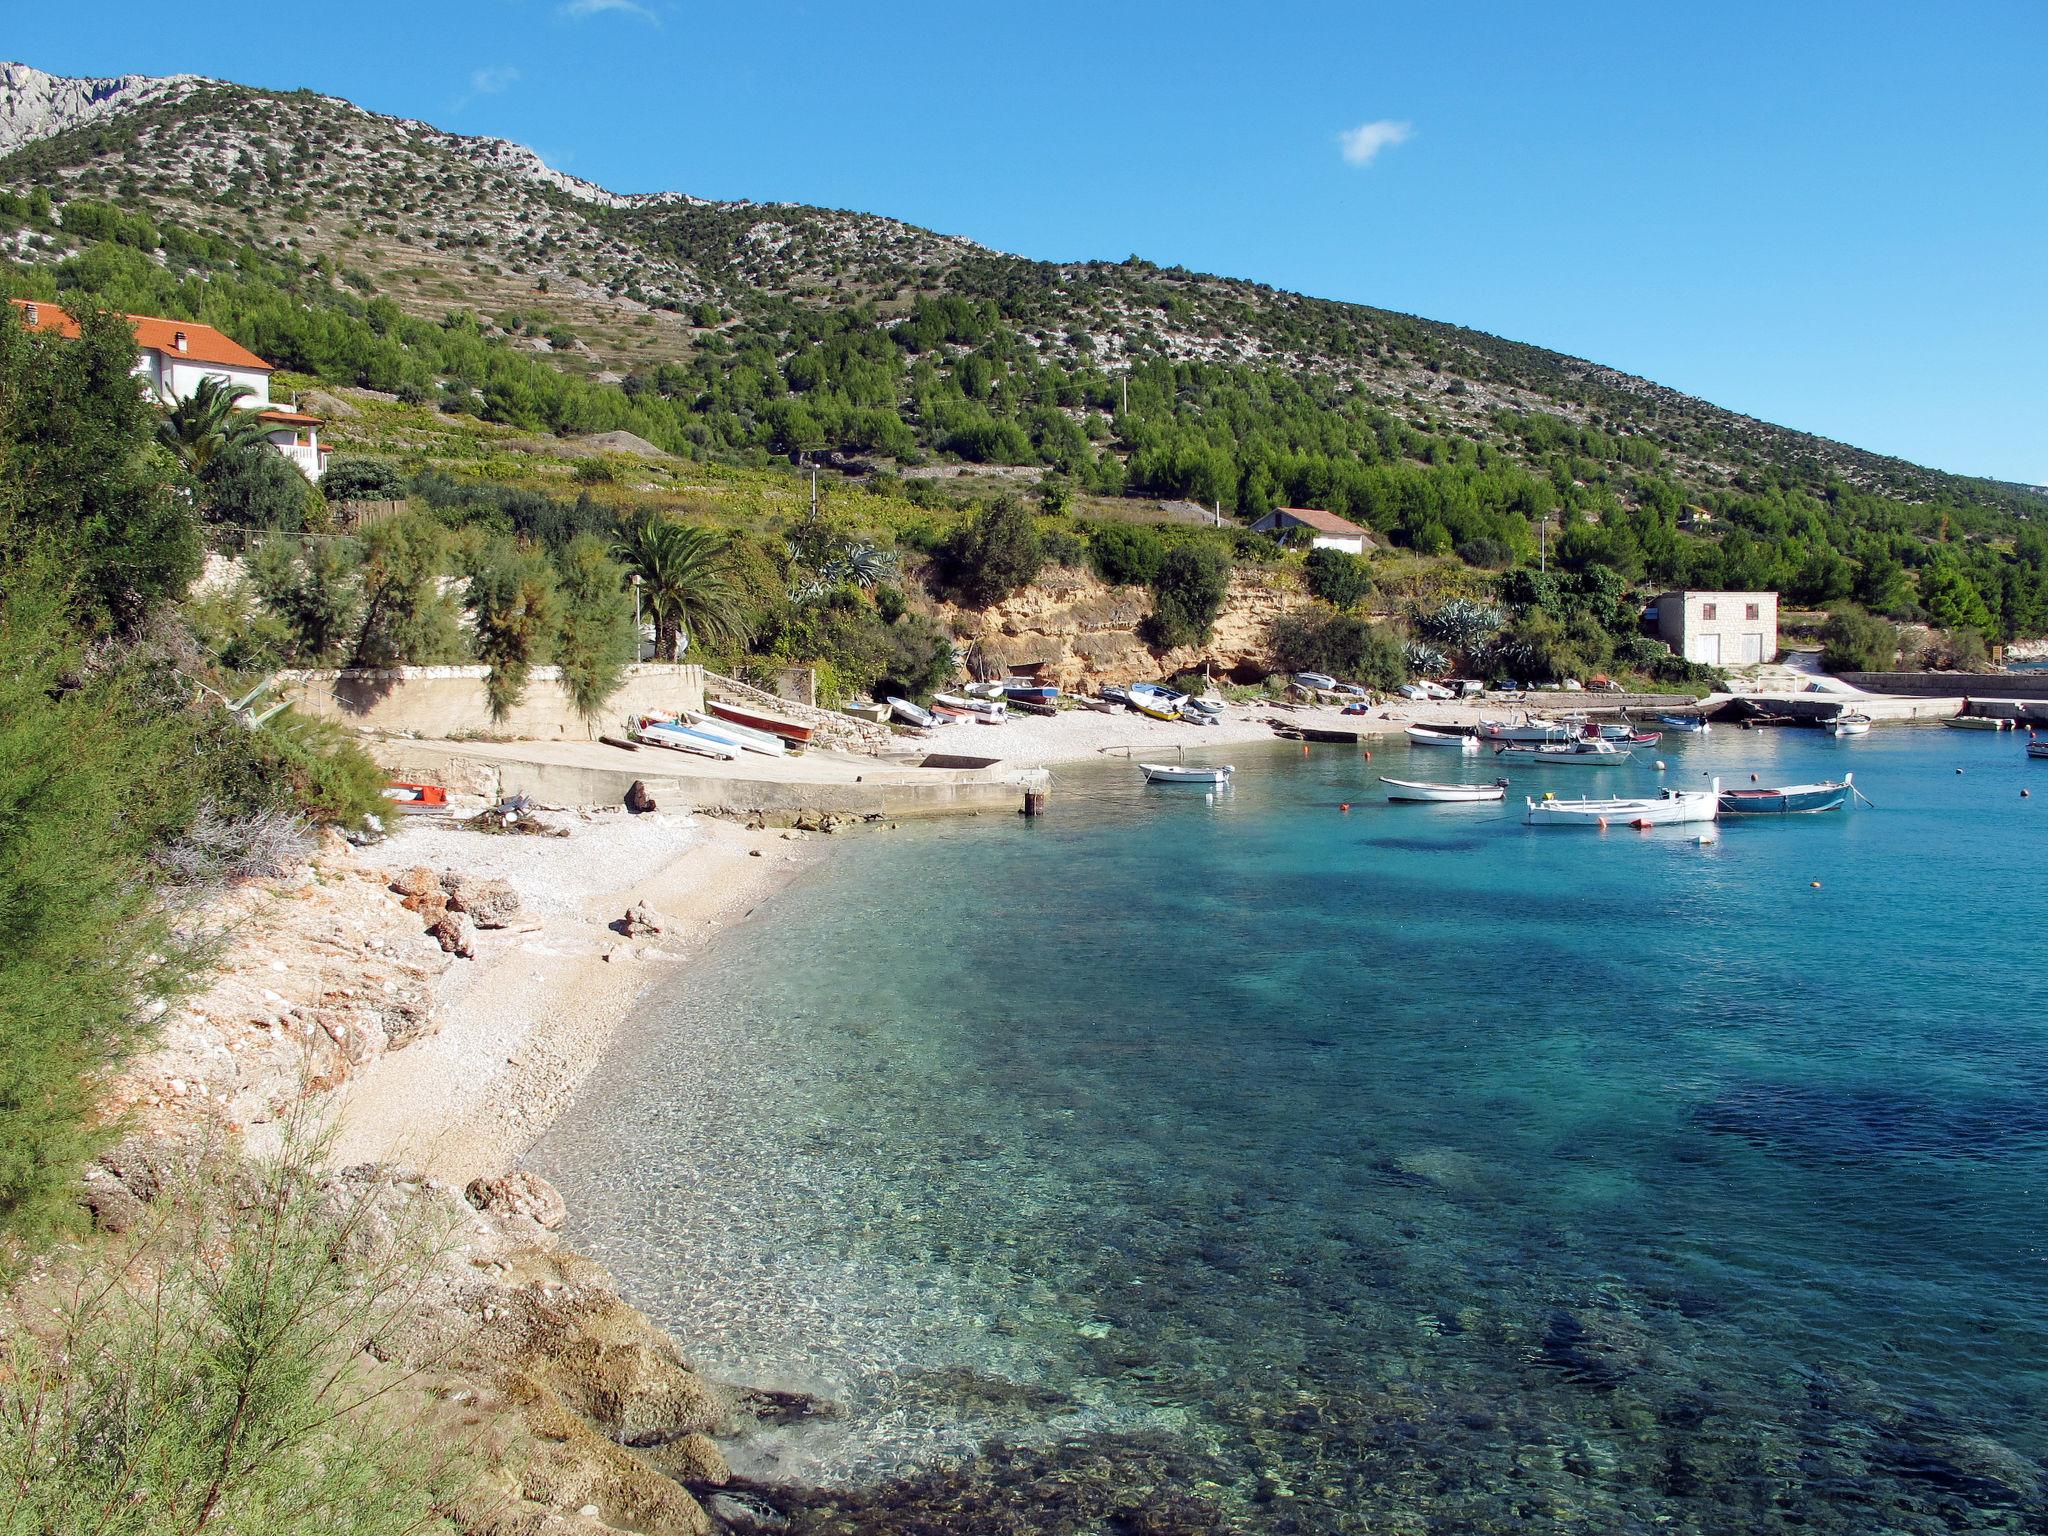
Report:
620,901,665,937
624,780,658,815
390,866,441,902
466,1170,568,1231
444,874,521,929
429,911,475,958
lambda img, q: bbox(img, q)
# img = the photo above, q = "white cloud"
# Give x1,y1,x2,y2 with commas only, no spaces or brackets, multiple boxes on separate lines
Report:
1338,119,1413,167
470,66,521,96
561,0,657,20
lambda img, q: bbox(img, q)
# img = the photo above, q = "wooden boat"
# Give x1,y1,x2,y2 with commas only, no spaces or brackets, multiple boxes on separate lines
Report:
1293,672,1337,691
1946,714,2012,730
634,718,741,760
1828,712,1872,737
1005,694,1059,716
1477,717,1572,744
1657,715,1710,733
1128,682,1187,721
380,781,449,815
1525,781,1720,827
1140,762,1234,785
1406,725,1478,751
1000,680,1060,703
1495,738,1632,766
707,700,813,745
1718,774,1853,815
1381,777,1508,803
2029,741,2048,759
679,709,787,756
887,696,936,728
934,691,1006,719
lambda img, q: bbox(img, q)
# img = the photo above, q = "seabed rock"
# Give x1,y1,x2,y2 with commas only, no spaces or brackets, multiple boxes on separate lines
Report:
618,901,666,937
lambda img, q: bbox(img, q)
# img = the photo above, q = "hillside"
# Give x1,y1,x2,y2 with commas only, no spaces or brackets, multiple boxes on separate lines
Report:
1,60,2038,521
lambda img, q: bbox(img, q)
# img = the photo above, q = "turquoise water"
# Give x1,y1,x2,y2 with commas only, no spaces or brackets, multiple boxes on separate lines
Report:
530,725,2048,1533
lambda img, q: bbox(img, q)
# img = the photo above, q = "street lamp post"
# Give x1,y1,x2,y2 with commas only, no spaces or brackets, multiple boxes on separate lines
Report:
629,573,643,660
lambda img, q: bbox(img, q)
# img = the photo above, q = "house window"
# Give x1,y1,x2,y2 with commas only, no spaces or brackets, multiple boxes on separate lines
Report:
1745,603,1760,621
1701,603,1718,620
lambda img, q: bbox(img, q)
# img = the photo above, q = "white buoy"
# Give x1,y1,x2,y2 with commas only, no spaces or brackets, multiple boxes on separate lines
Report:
1655,760,1667,771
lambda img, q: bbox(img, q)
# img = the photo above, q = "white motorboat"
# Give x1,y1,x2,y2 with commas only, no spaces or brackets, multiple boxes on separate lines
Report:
1405,725,1479,750
679,709,787,756
1477,717,1573,744
1525,780,1721,827
1945,714,2011,731
633,719,741,761
888,696,936,728
1827,712,1872,737
1139,762,1235,785
1494,738,1633,766
1381,777,1508,803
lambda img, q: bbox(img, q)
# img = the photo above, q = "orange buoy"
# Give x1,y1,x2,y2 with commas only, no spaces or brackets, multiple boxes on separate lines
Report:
1302,744,1310,756
1363,750,1370,761
1632,818,1652,830
1340,803,1351,812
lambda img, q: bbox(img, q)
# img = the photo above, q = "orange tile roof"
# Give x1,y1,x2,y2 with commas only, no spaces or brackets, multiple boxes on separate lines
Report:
257,408,323,426
9,297,273,371
1272,506,1371,538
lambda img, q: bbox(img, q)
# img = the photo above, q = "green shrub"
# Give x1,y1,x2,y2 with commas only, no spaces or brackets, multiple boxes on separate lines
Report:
320,454,406,502
553,533,632,721
233,711,390,832
1820,604,1900,673
1266,609,1408,689
1087,522,1166,586
1143,542,1232,648
932,498,1043,606
1303,546,1372,608
202,443,322,531
466,541,559,719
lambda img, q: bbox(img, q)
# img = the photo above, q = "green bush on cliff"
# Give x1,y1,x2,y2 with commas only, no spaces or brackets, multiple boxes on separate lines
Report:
1821,604,1900,673
1267,609,1409,690
1142,542,1232,648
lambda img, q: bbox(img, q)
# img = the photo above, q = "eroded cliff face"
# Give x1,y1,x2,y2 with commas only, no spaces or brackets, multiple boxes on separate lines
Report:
923,566,1298,690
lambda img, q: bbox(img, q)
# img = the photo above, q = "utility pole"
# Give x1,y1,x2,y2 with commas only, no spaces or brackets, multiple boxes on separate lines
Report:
809,459,819,521
1540,514,1549,576
1121,369,1128,417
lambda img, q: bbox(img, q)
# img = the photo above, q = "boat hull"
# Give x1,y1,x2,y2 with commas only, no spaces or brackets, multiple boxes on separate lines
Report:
1495,745,1633,766
1525,789,1718,827
1140,763,1234,785
1380,777,1506,803
1718,776,1853,815
1406,726,1478,750
707,701,813,744
1946,716,2012,730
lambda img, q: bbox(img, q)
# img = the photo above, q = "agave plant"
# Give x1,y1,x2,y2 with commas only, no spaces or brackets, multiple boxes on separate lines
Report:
822,541,896,590
1413,596,1503,656
1403,640,1449,678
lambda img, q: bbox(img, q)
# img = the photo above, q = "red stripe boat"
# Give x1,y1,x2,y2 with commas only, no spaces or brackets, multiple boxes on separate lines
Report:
707,700,813,745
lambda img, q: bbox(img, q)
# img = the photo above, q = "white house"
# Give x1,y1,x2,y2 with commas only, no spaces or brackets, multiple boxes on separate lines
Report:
1250,506,1376,555
1652,590,1778,667
10,297,329,481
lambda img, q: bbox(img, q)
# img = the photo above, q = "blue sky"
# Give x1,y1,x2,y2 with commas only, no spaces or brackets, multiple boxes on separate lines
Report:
14,2,2045,483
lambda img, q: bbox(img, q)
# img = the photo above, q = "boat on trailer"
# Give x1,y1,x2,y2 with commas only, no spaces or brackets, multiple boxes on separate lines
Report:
1525,781,1721,828
1406,725,1479,750
1495,738,1633,767
1381,777,1508,803
1717,774,1854,815
1140,762,1234,785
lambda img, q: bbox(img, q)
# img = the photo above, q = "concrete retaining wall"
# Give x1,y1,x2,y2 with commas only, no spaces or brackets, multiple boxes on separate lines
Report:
279,664,703,739
1842,672,2048,698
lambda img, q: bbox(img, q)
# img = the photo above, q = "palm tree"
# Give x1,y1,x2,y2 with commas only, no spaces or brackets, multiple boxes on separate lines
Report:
155,376,272,475
612,515,748,661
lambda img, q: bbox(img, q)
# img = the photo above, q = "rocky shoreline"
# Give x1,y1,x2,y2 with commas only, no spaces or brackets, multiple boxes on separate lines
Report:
83,802,840,1535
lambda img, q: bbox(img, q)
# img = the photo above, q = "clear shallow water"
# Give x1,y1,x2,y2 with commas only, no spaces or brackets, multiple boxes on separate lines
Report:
530,725,2048,1533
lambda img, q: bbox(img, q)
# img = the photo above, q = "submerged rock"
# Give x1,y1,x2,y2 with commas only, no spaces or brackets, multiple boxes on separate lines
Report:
466,1169,568,1231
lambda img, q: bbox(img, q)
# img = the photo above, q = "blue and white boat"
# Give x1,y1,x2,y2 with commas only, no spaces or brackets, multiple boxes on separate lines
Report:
634,718,741,761
1128,682,1188,720
1657,715,1711,733
1494,738,1632,767
888,696,936,728
1717,774,1855,815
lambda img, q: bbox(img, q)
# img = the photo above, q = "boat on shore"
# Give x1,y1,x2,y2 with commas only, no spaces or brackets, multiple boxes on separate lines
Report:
1525,781,1720,827
1828,712,1873,737
1495,738,1633,766
1140,762,1234,785
1381,777,1508,803
1718,774,1854,815
1293,672,1337,691
381,781,450,815
933,691,1006,720
887,696,936,728
633,717,742,760
707,700,813,745
1128,682,1188,721
1406,725,1479,750
679,709,787,756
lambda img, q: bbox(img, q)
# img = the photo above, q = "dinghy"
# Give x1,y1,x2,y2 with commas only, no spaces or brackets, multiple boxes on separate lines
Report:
1293,672,1337,691
707,700,813,744
1657,715,1711,733
1827,712,1872,736
2029,741,2048,760
887,696,936,728
1381,777,1508,803
1128,682,1188,721
1139,762,1234,785
634,718,741,760
1717,774,1854,815
679,709,787,756
933,691,1006,720
1406,725,1479,751
1495,738,1633,766
1525,780,1720,827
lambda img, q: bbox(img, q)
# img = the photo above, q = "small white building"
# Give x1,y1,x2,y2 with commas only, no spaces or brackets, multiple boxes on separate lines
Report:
1653,590,1778,667
1250,506,1376,555
10,297,329,481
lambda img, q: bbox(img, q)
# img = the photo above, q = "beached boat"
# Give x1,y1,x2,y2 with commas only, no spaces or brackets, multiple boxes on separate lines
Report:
1495,738,1633,766
1828,712,1872,737
1185,697,1225,717
1380,777,1508,803
887,696,936,728
1406,725,1479,751
999,680,1060,703
1140,762,1234,785
380,781,450,815
679,709,787,756
1525,781,1720,827
1657,715,1711,733
707,700,813,745
841,700,890,723
634,719,741,760
1718,774,1854,815
1293,672,1337,691
933,691,1006,719
1946,715,2012,730
1128,682,1187,721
